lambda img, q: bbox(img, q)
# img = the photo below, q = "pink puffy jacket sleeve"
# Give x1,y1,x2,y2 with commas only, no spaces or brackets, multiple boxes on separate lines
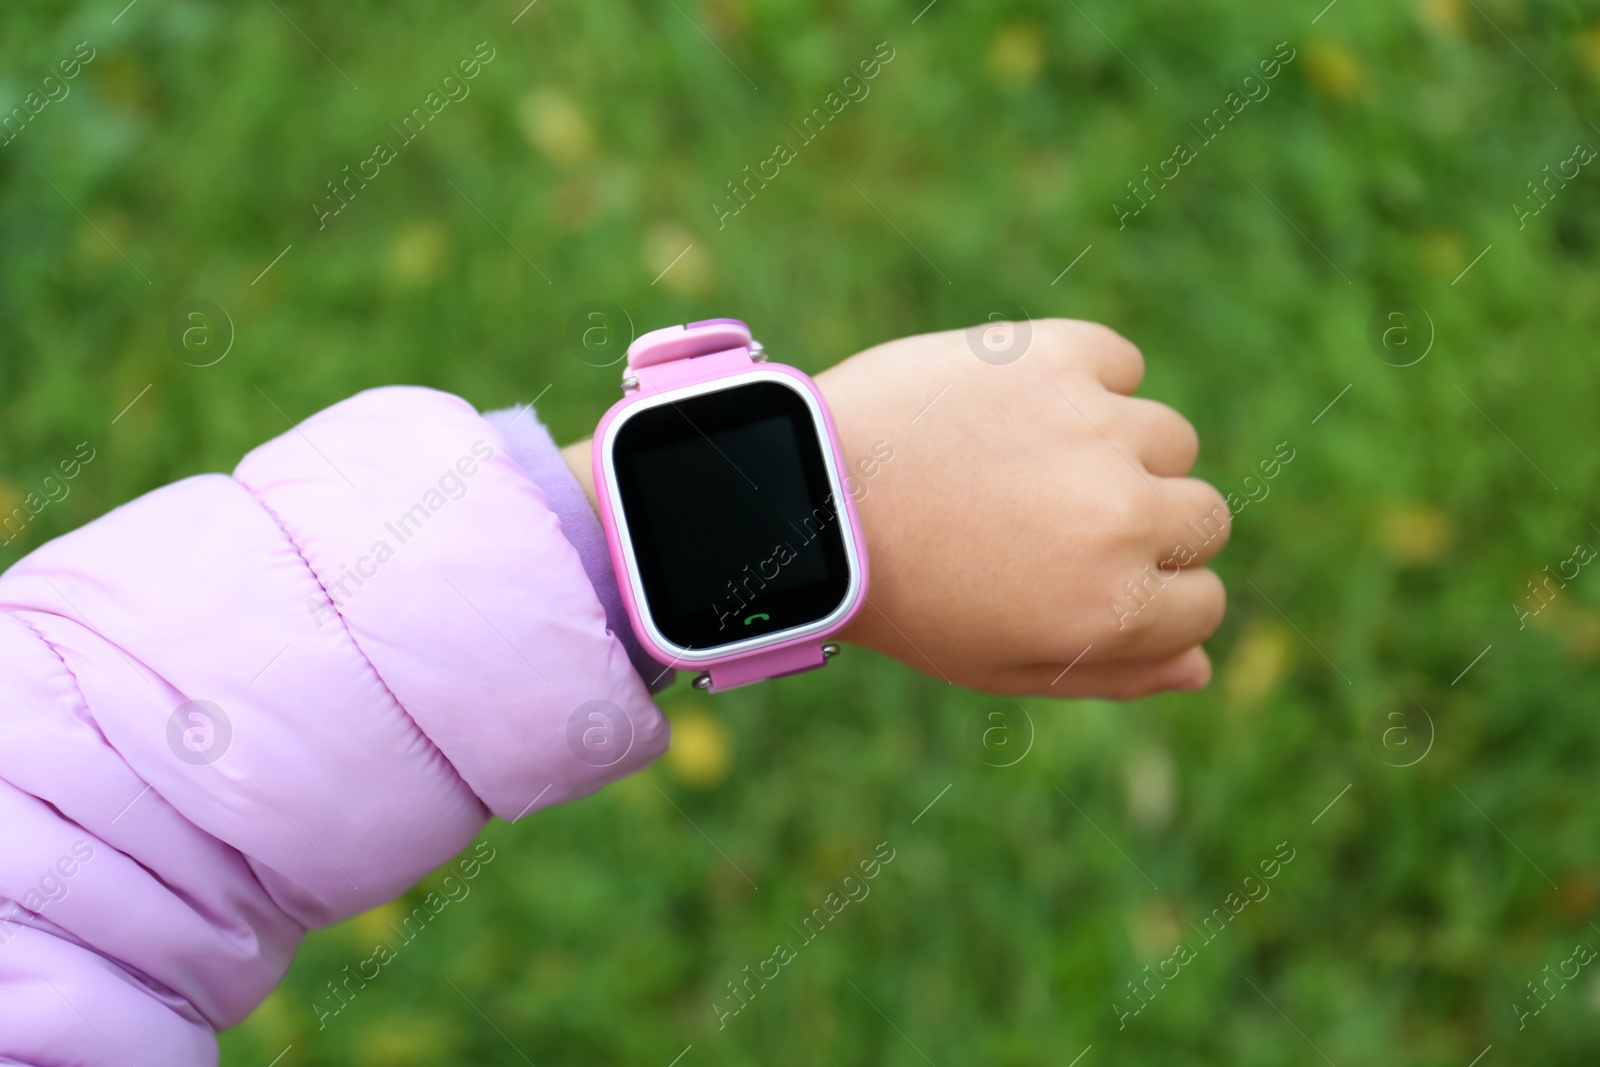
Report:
0,387,669,1065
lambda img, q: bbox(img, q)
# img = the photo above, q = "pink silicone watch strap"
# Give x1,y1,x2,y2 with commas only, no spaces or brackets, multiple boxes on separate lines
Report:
626,319,755,373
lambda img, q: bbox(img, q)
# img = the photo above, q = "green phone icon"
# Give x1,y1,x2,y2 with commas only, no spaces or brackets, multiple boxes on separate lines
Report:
743,613,770,625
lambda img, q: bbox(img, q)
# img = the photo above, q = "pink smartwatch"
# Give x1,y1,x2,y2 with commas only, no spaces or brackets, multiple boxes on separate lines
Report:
591,319,869,693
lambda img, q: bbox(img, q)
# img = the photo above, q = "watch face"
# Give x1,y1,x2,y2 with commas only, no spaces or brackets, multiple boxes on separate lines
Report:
610,378,855,654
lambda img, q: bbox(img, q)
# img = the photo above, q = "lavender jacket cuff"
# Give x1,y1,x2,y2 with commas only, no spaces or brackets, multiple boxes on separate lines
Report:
483,406,674,693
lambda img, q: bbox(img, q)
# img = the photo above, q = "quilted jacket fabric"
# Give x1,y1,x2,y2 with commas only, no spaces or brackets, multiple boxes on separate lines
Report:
0,387,668,1065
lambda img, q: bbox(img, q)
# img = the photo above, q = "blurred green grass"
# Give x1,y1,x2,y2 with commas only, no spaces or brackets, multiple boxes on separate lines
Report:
4,0,1600,1063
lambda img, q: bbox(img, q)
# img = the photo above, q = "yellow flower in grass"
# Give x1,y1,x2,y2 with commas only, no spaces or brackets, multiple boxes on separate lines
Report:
386,221,451,290
354,1014,456,1067
1123,746,1177,833
1304,39,1364,102
665,700,732,789
1584,24,1600,82
989,22,1045,89
641,223,712,297
0,482,22,526
1377,502,1452,565
1415,0,1464,36
1223,619,1293,714
1560,608,1600,662
519,89,595,166
349,900,405,947
1127,899,1182,961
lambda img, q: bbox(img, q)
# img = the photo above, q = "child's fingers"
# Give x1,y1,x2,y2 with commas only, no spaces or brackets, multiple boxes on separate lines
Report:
1007,645,1213,699
1154,478,1234,564
1110,567,1228,661
1119,396,1200,476
1041,319,1145,395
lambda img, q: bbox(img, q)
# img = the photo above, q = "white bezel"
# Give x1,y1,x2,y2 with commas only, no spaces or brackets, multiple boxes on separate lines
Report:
599,369,864,664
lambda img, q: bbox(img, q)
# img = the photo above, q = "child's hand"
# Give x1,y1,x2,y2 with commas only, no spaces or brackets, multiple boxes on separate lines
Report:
818,320,1228,698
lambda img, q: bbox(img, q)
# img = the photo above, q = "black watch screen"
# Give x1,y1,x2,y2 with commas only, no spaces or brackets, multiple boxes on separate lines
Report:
611,379,854,652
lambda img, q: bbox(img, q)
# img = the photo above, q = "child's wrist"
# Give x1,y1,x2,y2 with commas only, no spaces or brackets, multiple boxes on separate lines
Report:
813,367,890,656
560,439,599,517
